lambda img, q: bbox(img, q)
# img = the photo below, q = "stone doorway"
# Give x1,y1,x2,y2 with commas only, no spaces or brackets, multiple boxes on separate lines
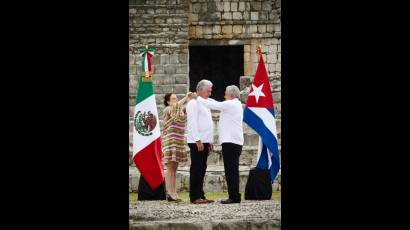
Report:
189,45,244,101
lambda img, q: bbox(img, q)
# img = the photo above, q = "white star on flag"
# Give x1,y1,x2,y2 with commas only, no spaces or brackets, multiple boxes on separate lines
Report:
249,83,266,103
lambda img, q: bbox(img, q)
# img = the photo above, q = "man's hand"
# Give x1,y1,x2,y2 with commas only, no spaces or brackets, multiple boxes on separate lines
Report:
209,143,214,152
196,140,204,151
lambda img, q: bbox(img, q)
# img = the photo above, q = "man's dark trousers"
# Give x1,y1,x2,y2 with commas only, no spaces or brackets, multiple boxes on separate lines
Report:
222,142,242,202
188,143,210,202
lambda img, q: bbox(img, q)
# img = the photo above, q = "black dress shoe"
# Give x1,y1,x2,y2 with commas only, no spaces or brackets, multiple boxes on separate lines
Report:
220,198,240,204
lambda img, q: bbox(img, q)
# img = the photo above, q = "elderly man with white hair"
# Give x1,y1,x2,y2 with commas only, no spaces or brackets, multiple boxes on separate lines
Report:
196,85,244,204
186,79,215,204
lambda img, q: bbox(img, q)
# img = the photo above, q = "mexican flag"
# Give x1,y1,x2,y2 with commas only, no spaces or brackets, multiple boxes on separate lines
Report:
132,47,164,190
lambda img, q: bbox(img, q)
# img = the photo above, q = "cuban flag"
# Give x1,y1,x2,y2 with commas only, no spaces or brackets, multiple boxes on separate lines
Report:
243,47,280,183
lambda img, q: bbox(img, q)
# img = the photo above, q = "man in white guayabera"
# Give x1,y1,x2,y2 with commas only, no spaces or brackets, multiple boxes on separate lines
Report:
186,79,215,204
196,85,244,204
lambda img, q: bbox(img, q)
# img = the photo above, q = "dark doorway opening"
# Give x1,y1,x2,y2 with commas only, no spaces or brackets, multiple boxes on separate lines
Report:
189,45,244,101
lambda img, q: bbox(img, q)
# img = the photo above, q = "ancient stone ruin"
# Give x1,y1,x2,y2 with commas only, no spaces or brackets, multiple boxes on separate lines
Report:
129,0,281,195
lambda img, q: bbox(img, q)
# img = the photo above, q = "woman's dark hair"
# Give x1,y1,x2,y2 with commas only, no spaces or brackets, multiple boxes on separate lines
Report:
164,93,172,106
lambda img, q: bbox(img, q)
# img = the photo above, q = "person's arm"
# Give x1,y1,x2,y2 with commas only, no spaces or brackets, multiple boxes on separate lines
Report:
177,92,193,106
196,96,227,111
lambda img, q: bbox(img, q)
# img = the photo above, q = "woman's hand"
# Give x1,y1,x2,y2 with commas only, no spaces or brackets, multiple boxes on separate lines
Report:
190,92,197,99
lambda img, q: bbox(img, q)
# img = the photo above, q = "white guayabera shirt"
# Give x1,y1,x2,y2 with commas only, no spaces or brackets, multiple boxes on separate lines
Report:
196,96,244,146
186,98,214,144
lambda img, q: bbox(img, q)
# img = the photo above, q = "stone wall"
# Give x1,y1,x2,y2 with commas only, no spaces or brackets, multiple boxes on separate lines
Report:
129,0,281,140
129,0,190,113
129,0,281,192
189,0,281,77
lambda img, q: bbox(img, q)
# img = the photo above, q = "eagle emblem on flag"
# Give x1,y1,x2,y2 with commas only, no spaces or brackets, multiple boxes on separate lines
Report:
134,111,157,136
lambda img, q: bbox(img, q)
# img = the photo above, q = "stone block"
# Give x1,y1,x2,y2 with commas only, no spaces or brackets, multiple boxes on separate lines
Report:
267,54,275,64
154,18,165,24
258,25,266,33
213,25,221,34
244,45,250,52
243,11,250,20
160,55,169,65
224,2,230,11
222,25,233,34
173,84,188,94
207,2,218,12
176,64,188,74
275,63,281,72
272,92,281,103
250,25,258,33
232,12,242,20
233,25,242,34
216,2,224,11
174,74,188,84
245,2,251,11
164,64,176,74
251,2,261,11
244,52,250,62
192,3,202,13
189,26,196,37
269,64,275,72
169,54,179,64
203,25,213,35
259,11,268,20
153,65,164,74
178,54,188,64
203,174,227,193
231,2,237,11
189,13,199,22
262,1,272,11
222,12,232,20
238,2,245,11
213,12,222,20
251,12,258,20
244,132,259,146
267,24,274,33
274,24,281,32
196,25,203,37
130,172,139,192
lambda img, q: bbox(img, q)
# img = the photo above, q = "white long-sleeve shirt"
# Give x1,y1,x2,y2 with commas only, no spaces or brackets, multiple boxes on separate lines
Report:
186,98,214,144
196,97,244,146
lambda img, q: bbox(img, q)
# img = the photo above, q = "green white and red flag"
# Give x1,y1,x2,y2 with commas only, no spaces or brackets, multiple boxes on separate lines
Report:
132,47,164,190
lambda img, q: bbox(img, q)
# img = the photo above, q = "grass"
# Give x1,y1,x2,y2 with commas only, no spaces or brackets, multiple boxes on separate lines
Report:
129,191,280,202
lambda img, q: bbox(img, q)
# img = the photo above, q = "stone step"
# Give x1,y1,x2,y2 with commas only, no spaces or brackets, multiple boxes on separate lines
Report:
129,200,281,230
129,165,281,193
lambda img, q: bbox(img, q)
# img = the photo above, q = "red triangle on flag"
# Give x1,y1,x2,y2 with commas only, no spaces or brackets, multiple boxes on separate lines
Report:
246,51,274,108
